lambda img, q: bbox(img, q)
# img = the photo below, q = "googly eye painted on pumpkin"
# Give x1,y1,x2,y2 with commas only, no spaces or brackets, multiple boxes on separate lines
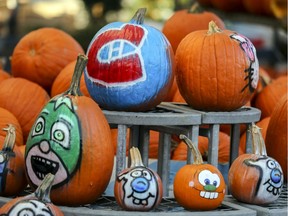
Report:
32,116,46,137
131,170,142,178
7,200,53,216
142,170,152,181
51,121,70,149
198,170,221,190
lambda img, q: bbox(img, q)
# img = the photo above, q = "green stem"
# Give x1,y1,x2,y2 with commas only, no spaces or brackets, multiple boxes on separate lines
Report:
34,173,55,203
179,134,203,164
130,8,147,25
65,54,88,96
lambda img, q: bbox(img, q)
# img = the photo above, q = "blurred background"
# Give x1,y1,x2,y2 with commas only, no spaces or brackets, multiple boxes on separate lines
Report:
0,0,287,76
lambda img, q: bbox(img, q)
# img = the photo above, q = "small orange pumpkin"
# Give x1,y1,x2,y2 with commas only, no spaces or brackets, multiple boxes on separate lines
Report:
173,135,226,210
114,147,163,211
0,107,23,147
162,1,225,54
0,78,50,142
11,27,84,92
265,95,287,181
175,21,259,111
0,173,64,216
0,124,27,197
228,124,284,204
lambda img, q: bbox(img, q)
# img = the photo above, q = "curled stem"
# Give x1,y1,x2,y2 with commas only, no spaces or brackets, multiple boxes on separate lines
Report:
179,134,203,164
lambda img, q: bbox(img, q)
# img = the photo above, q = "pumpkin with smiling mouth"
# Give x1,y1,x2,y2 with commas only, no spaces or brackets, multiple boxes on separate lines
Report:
173,135,226,210
25,54,114,206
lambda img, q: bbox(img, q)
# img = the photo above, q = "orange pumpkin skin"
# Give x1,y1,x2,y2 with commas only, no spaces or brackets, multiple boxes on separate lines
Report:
175,22,259,111
51,60,90,98
174,163,226,210
11,27,84,91
0,107,23,147
265,95,287,181
228,154,283,204
0,78,50,142
253,76,287,119
0,69,11,83
162,9,225,53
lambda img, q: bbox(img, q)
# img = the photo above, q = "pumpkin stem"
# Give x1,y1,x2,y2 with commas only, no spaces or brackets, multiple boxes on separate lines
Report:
207,21,222,35
34,173,55,203
65,54,88,96
130,147,144,167
2,124,16,154
188,1,204,13
130,8,147,25
250,123,267,156
179,134,203,164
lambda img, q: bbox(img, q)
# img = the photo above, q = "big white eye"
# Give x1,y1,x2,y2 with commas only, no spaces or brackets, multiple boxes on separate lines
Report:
267,160,277,169
131,169,142,178
32,116,45,137
51,121,70,149
198,169,221,188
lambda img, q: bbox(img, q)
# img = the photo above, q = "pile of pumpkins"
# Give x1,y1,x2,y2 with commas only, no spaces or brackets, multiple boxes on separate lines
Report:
0,2,286,214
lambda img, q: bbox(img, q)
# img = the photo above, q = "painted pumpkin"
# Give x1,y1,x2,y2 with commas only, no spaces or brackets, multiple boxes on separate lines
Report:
25,54,114,206
175,21,259,111
0,124,27,197
173,135,226,210
162,1,225,53
114,147,163,211
228,124,284,204
0,173,64,216
11,27,84,92
265,95,287,181
85,8,174,111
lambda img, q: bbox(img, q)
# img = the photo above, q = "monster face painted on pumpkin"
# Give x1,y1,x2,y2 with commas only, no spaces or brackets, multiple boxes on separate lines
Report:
245,157,283,199
25,96,81,188
5,200,53,216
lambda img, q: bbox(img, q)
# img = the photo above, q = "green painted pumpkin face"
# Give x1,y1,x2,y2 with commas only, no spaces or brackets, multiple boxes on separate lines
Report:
25,95,81,188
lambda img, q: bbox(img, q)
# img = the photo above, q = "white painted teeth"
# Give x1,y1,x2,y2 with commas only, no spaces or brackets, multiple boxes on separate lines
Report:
200,191,219,199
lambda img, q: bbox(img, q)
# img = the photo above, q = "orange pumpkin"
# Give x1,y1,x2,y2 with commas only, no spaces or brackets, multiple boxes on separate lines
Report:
210,0,245,11
51,60,90,98
11,27,84,92
228,124,284,204
253,75,287,119
173,135,226,210
0,78,50,142
25,54,114,206
239,117,270,154
0,69,11,83
0,124,27,197
175,21,259,111
114,147,163,211
0,173,64,216
265,95,287,181
0,107,23,147
162,1,225,54
242,0,273,16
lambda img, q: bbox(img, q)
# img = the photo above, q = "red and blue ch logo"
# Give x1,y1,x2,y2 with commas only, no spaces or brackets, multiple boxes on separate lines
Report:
86,24,147,87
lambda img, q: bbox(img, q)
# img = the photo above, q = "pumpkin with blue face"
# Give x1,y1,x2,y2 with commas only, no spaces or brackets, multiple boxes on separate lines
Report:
85,8,175,111
25,55,114,206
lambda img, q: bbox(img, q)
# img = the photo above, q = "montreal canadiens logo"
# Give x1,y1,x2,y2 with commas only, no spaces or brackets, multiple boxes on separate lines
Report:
86,24,147,87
